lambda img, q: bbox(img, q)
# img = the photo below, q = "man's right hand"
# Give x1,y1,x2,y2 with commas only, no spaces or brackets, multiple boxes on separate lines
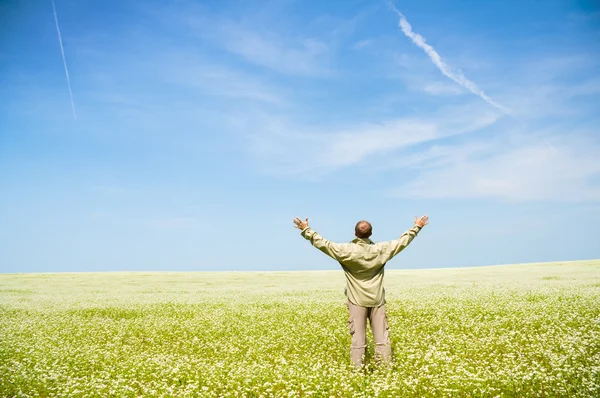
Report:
414,215,429,228
293,217,309,230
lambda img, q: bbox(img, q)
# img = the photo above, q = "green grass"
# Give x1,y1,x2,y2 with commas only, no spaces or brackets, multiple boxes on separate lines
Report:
1,260,600,397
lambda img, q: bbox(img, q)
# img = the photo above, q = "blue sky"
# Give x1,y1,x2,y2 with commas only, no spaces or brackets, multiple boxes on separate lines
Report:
1,0,599,273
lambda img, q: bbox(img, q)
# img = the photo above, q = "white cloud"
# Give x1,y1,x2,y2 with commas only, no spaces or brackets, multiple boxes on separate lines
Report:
380,140,493,171
167,61,287,105
81,46,288,108
179,11,332,77
247,103,502,176
218,25,331,76
498,77,600,119
392,134,600,202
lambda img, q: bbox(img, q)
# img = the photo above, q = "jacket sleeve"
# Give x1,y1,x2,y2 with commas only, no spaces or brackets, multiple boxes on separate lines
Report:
380,225,421,263
301,227,348,262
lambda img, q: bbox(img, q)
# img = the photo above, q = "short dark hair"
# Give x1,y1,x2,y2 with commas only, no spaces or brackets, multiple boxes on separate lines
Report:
355,220,372,238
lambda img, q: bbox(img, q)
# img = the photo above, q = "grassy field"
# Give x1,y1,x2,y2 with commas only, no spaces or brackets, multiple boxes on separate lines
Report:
1,261,600,397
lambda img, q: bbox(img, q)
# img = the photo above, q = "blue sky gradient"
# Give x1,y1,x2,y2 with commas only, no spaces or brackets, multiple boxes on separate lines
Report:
1,0,599,273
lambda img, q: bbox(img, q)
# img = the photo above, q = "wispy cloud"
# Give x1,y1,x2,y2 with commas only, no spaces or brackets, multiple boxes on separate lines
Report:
391,134,600,202
219,25,330,76
388,3,511,114
500,76,600,120
247,102,501,176
378,140,494,171
78,44,288,114
165,60,287,105
198,4,377,76
178,11,333,77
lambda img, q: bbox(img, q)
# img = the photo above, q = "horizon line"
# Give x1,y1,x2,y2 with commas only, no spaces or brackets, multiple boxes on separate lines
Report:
1,259,597,276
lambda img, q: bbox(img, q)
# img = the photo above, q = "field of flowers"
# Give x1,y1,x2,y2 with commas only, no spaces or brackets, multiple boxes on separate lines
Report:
1,261,599,397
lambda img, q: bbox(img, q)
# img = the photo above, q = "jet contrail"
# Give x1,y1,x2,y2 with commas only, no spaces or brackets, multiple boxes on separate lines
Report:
51,0,76,119
388,2,511,114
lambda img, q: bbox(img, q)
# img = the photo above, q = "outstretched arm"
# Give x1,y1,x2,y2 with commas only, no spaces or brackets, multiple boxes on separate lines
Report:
381,215,429,262
293,217,347,261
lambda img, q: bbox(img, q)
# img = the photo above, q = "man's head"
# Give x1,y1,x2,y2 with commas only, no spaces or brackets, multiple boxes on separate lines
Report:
355,220,372,239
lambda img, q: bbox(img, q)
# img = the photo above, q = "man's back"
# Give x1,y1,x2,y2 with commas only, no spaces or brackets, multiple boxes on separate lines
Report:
299,224,423,306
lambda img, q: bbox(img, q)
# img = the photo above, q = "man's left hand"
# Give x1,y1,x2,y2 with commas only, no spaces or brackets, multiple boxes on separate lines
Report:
414,215,429,228
293,217,309,230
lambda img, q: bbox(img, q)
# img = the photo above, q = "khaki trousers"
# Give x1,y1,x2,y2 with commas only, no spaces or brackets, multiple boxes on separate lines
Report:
346,299,392,367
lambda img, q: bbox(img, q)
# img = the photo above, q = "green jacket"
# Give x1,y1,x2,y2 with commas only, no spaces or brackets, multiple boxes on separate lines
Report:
300,225,422,307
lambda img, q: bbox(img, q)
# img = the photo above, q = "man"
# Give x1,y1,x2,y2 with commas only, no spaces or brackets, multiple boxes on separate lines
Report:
293,215,429,367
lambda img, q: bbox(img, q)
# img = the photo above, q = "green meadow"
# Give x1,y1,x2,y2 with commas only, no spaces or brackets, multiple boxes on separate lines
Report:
1,261,599,397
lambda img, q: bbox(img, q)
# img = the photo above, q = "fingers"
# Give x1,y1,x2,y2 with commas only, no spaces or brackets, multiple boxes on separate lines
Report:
293,217,308,229
414,215,429,227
